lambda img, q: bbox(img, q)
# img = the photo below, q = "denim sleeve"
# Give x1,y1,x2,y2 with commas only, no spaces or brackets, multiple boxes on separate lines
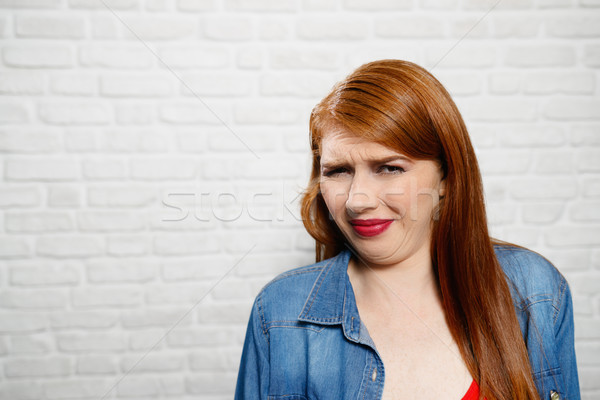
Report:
235,297,270,399
554,278,581,400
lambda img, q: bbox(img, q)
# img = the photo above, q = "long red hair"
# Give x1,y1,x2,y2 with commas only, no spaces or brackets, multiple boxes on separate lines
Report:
300,60,539,400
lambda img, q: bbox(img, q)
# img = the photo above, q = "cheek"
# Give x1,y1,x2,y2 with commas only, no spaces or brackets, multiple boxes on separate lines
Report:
320,181,349,216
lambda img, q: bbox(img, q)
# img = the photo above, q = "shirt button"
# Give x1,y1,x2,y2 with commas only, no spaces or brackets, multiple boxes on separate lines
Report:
550,391,560,400
371,369,377,381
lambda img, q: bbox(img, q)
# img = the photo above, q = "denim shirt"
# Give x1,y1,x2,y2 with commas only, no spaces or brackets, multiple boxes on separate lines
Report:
235,245,580,400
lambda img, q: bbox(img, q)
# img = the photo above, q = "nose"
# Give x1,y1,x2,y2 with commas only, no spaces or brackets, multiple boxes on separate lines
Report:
345,173,379,216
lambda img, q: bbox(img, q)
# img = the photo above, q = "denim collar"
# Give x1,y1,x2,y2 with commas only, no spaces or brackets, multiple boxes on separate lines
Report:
297,249,375,347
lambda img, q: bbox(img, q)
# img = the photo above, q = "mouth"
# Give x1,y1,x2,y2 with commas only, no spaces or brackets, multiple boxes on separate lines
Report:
349,219,393,237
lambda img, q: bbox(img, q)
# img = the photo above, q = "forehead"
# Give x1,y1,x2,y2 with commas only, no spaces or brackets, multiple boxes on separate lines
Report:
320,130,402,162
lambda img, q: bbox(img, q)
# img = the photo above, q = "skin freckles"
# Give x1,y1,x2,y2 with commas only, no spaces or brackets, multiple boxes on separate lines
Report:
319,130,446,271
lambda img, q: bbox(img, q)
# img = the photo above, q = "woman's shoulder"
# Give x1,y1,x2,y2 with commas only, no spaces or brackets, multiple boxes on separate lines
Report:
252,254,341,322
493,243,568,308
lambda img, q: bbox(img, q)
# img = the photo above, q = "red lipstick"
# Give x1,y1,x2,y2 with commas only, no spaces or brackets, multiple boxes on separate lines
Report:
349,219,393,237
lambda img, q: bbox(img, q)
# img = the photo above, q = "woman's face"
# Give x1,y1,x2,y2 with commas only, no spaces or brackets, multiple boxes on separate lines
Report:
319,129,446,268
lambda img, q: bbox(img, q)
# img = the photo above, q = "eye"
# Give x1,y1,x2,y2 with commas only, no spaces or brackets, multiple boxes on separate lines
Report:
322,167,349,177
378,165,405,174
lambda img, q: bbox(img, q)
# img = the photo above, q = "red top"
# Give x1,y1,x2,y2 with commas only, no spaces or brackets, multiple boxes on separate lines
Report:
461,380,481,400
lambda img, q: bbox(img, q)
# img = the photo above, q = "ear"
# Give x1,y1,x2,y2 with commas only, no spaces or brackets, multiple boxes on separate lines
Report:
439,178,447,197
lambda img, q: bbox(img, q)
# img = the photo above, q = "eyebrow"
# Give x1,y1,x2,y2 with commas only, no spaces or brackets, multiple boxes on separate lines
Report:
320,155,412,169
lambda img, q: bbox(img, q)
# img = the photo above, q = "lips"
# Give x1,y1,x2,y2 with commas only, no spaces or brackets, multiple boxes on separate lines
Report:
349,219,393,237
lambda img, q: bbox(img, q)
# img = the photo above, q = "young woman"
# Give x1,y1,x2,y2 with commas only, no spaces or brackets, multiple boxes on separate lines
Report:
235,60,580,400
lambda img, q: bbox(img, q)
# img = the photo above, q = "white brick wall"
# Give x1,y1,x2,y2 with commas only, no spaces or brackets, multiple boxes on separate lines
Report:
0,1,598,399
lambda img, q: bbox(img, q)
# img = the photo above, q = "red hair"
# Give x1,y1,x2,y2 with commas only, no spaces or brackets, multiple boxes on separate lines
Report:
300,60,538,400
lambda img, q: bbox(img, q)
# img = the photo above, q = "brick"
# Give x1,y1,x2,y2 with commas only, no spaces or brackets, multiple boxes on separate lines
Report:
544,98,600,120
302,0,338,10
121,307,193,328
435,72,483,96
572,125,600,146
5,158,80,181
582,0,600,5
211,278,261,300
36,236,104,258
79,45,153,69
510,178,577,200
131,158,197,180
146,0,167,10
237,46,263,69
107,235,150,256
488,72,520,95
88,186,156,207
344,0,411,9
0,0,60,7
10,263,80,286
161,255,235,281
467,126,496,148
524,71,595,94
50,311,118,329
375,16,443,38
544,249,592,272
234,101,303,125
82,159,128,179
0,289,67,309
260,72,333,97
505,45,575,67
492,15,541,37
584,44,600,67
477,150,531,175
48,185,82,207
547,15,600,37
50,74,97,96
91,15,118,39
116,377,159,397
497,125,565,147
3,44,73,68
180,73,252,97
0,102,29,123
522,203,564,224
120,354,184,372
189,348,240,371
533,150,574,174
72,288,141,308
69,0,138,8
0,237,31,258
128,329,165,351
177,0,215,11
115,104,155,125
6,212,73,233
425,46,495,68
9,335,52,354
0,187,40,208
420,0,458,8
87,260,157,283
166,327,237,347
0,129,62,153
583,178,600,198
203,17,254,41
463,0,532,8
159,102,229,125
461,98,537,122
298,17,369,40
450,17,489,38
259,19,290,40
0,14,7,37
0,71,44,95
15,14,86,38
100,74,172,97
545,227,600,247
39,102,111,125
570,202,600,222
0,313,46,333
269,47,340,70
577,342,600,366
0,382,42,400
123,16,196,40
570,273,600,296
100,128,169,152
186,372,237,395
225,0,295,11
77,355,117,375
225,230,294,253
577,317,600,340
157,45,230,69
64,128,100,152
43,379,113,399
153,233,220,255
5,357,70,377
158,376,186,396
145,283,211,304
